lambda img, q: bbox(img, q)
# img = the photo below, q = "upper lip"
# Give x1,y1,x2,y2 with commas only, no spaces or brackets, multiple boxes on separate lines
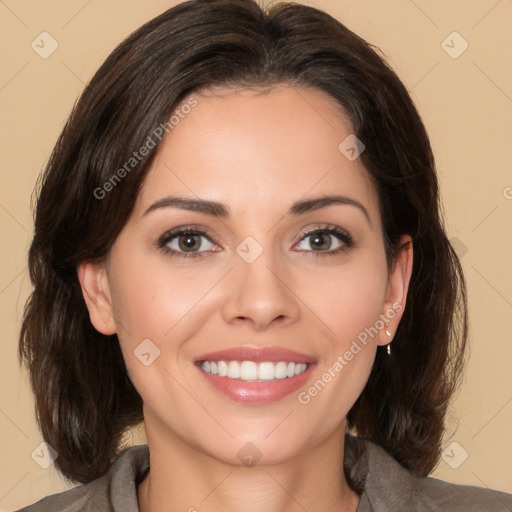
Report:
194,345,317,364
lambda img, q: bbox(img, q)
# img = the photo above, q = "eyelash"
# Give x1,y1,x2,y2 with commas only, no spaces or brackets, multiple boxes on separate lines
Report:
157,225,353,259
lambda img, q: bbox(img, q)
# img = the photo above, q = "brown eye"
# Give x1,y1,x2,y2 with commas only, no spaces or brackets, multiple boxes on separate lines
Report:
177,234,203,252
294,227,353,255
159,229,218,257
308,233,333,251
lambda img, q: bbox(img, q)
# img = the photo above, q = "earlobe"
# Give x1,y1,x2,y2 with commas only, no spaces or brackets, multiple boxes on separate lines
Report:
378,235,413,346
77,262,117,335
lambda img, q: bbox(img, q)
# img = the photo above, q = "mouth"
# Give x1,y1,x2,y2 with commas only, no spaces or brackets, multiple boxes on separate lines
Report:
194,346,317,403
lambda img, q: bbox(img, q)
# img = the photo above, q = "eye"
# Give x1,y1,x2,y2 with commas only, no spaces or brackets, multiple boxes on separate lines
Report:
158,228,219,258
294,226,353,255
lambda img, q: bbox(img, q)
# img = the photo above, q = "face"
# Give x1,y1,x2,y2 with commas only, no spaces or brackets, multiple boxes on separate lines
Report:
80,84,411,466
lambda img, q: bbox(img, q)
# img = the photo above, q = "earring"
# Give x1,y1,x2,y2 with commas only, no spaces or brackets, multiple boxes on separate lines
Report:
385,325,392,356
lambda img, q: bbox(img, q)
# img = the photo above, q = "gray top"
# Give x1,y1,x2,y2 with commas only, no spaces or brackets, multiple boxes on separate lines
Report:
16,436,512,511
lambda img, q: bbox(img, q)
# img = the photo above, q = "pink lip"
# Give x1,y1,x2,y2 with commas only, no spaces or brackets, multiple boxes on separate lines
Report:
194,345,317,404
197,364,316,404
194,345,317,364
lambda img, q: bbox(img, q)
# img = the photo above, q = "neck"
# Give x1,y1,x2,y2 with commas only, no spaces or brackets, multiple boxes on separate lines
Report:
137,421,360,512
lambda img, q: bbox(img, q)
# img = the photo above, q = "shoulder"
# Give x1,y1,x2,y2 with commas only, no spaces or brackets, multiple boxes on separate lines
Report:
15,445,150,512
347,436,512,512
413,474,512,511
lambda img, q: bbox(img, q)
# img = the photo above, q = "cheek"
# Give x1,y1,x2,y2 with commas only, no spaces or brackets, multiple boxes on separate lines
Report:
105,247,223,385
108,250,215,338
296,250,388,342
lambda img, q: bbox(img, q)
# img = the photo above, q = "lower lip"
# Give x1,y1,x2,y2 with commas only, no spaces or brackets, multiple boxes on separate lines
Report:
197,364,316,404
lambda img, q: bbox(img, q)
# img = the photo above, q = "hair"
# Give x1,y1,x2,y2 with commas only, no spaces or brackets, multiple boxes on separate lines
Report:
19,0,467,485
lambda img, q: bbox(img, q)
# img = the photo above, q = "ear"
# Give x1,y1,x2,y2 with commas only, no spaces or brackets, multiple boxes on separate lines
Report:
77,261,117,335
378,234,413,346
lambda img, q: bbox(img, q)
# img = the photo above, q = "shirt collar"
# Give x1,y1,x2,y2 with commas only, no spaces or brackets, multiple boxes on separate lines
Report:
110,444,149,512
345,435,416,511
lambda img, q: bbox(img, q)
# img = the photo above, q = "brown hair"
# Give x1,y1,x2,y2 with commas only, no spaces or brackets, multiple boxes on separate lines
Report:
19,0,467,484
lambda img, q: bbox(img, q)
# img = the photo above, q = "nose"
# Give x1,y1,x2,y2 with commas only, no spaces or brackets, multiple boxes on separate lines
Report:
221,250,301,331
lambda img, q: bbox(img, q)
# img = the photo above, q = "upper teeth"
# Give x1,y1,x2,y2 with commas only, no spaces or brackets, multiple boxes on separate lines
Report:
200,360,308,381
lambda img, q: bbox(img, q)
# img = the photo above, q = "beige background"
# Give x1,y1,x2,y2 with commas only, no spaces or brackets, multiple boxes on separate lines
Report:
1,0,511,509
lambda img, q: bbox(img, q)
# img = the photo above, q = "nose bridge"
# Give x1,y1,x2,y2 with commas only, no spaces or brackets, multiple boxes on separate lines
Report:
221,239,300,330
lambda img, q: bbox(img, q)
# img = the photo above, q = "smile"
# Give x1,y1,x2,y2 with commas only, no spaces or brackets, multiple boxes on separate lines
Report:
194,345,316,403
199,360,309,381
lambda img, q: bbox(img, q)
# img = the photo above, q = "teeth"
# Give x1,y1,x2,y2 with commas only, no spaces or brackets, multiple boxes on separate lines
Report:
227,361,240,379
217,360,228,377
240,361,258,380
199,360,308,381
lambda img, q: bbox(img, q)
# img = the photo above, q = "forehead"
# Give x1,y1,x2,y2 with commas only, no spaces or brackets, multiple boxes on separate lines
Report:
137,85,379,221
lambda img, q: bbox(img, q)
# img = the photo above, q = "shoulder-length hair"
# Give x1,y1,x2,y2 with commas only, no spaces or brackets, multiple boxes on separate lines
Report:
19,0,467,484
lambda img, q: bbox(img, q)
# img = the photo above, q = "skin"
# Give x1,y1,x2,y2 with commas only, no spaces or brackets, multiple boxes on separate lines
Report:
78,84,413,512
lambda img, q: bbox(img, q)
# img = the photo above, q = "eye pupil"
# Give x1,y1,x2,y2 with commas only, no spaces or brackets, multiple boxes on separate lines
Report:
179,234,200,251
311,233,330,250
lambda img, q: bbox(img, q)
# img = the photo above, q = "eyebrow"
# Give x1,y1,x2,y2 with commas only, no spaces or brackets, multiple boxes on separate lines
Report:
143,195,371,225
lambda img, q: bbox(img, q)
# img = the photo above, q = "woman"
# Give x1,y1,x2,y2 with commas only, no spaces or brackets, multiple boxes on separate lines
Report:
17,0,512,511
